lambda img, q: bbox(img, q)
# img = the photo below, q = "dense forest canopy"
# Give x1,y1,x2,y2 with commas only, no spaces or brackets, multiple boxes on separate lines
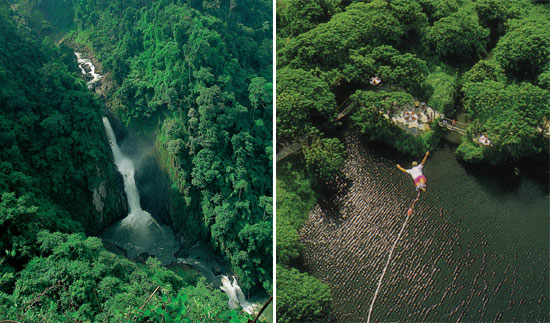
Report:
53,0,272,294
277,0,549,164
276,0,549,321
1,0,271,321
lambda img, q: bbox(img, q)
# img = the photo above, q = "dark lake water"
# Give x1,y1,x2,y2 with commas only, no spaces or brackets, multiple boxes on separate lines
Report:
300,134,549,322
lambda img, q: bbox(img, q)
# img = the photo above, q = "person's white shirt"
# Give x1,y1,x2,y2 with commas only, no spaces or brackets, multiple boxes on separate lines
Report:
406,164,423,179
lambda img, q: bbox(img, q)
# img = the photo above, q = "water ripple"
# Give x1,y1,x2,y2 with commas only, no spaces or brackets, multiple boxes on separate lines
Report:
299,134,549,322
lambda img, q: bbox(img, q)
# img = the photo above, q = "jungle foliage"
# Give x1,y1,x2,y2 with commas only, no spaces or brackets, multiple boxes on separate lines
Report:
27,0,274,294
0,0,121,272
0,231,249,322
1,0,267,321
278,0,549,166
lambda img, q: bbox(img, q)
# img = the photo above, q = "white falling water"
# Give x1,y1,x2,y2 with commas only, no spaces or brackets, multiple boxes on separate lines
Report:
102,117,155,222
220,275,256,315
75,52,102,89
101,117,178,265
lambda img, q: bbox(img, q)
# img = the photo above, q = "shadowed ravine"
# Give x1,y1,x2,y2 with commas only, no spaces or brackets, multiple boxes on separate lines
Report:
101,116,179,265
300,134,549,322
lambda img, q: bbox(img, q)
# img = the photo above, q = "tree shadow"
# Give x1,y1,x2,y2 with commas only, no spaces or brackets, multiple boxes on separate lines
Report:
316,172,352,223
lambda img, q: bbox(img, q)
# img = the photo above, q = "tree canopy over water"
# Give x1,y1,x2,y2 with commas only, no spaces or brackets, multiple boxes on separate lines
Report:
276,0,549,321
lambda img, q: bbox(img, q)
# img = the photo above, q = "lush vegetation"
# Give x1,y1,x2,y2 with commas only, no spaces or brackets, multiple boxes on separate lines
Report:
278,0,549,164
457,9,550,164
21,0,273,294
1,0,270,321
275,164,333,322
71,0,272,294
0,0,126,275
1,231,250,322
276,0,549,321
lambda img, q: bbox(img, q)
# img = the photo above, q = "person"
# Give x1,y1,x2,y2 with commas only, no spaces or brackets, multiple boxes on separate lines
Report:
397,151,430,192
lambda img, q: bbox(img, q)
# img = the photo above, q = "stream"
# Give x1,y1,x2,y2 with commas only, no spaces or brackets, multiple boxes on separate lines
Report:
301,133,549,322
75,52,259,316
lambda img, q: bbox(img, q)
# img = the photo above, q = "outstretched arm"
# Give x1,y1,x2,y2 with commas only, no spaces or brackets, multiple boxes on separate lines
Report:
421,151,430,166
396,164,408,173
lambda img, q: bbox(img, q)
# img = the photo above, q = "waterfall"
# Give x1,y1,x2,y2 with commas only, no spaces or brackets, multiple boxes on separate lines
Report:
75,52,101,89
220,275,256,315
101,117,177,265
102,117,154,223
82,53,261,314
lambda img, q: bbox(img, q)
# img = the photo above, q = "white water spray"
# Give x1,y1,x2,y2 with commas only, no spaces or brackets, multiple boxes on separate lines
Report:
102,117,157,226
102,117,177,265
75,52,102,89
220,275,256,315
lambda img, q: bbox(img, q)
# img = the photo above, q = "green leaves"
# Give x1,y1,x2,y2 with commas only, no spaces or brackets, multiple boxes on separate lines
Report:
426,67,458,114
276,68,336,144
6,231,254,322
276,266,332,323
346,45,429,96
460,80,550,163
280,1,405,69
424,10,489,64
277,0,340,38
494,15,550,80
276,168,316,268
304,137,345,182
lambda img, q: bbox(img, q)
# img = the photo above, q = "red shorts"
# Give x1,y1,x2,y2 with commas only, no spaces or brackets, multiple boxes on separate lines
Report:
414,175,427,188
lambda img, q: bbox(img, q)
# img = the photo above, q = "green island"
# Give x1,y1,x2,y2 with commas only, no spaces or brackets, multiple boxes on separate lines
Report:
0,0,272,321
276,0,549,321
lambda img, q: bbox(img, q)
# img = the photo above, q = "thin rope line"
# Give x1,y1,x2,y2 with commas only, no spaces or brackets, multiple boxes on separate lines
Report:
367,191,421,323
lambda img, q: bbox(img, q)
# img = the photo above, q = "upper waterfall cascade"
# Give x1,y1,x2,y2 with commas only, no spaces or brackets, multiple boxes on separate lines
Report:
75,52,101,89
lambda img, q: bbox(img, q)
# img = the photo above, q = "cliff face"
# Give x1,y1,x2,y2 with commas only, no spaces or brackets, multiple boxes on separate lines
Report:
86,160,128,235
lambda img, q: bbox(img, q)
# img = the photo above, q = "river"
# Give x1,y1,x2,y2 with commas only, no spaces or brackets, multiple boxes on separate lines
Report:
300,134,549,322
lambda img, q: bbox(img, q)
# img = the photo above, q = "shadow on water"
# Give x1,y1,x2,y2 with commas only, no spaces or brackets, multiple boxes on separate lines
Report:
317,175,351,223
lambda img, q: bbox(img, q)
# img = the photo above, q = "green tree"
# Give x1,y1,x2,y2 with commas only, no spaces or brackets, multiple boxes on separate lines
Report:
277,68,336,144
475,0,511,34
494,16,550,80
279,0,405,69
277,0,339,37
276,224,301,266
303,137,345,182
426,67,457,114
276,265,333,323
462,59,505,84
424,10,489,64
461,80,550,163
4,231,251,322
345,45,429,97
417,0,459,23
